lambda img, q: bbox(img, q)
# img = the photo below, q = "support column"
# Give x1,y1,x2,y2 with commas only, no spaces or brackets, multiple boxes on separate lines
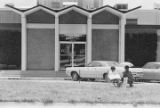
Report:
119,15,126,63
87,16,92,64
156,30,160,61
21,15,27,71
55,16,60,71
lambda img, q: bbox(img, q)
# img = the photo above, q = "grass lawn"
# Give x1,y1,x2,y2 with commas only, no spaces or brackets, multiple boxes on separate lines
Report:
0,79,159,105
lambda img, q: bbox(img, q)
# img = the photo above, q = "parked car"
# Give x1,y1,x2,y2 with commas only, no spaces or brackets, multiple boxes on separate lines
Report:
0,64,7,70
137,62,160,81
118,62,144,80
66,61,143,81
143,62,160,69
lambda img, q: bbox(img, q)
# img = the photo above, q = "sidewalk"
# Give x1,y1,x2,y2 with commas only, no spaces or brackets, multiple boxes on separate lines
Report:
0,70,71,80
0,103,160,108
0,76,71,80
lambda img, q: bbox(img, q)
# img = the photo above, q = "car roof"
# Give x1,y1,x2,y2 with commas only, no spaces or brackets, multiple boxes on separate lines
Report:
119,62,134,67
145,62,160,65
92,61,119,66
92,61,118,64
143,62,160,68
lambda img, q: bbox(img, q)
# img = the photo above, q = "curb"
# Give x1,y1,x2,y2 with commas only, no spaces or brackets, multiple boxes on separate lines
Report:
0,76,72,80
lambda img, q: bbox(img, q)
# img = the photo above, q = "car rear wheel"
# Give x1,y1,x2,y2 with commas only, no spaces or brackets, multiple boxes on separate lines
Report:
104,73,110,82
71,72,79,81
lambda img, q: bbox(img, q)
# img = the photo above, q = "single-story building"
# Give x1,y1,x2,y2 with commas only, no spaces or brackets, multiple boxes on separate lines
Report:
0,4,160,77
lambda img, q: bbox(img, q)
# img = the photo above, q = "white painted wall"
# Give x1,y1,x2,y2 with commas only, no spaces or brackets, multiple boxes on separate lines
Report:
59,24,87,34
126,10,160,25
0,9,21,23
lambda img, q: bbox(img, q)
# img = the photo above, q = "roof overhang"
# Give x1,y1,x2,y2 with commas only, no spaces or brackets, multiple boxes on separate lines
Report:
24,5,56,16
123,6,142,15
91,6,141,18
58,6,89,17
5,5,57,16
5,4,141,19
91,6,124,18
5,4,24,15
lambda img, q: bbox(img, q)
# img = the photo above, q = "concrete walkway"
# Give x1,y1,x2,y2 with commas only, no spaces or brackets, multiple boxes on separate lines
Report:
0,103,160,108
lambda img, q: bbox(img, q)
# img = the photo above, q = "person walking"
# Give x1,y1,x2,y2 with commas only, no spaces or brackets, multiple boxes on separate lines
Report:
123,65,134,87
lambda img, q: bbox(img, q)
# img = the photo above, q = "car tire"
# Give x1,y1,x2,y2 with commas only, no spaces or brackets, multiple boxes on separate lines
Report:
104,73,110,82
90,78,95,81
71,72,79,81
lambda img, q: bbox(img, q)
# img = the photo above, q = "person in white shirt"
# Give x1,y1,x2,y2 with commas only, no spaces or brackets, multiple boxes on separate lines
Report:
108,66,122,87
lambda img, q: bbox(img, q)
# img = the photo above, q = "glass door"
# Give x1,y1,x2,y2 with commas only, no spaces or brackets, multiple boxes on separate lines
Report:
60,34,86,70
60,43,86,70
73,44,85,67
60,44,72,70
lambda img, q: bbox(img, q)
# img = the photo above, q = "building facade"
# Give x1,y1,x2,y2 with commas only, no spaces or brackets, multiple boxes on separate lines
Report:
1,2,160,78
0,4,126,72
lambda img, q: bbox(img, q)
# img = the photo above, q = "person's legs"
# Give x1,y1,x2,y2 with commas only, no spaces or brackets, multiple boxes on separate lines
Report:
111,78,122,87
129,81,133,87
121,77,124,82
115,79,122,87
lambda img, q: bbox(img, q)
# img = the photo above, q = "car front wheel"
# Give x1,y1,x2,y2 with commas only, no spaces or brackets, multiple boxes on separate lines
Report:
71,72,79,81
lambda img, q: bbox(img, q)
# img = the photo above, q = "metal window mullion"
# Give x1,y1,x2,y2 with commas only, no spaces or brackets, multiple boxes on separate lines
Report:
72,43,74,67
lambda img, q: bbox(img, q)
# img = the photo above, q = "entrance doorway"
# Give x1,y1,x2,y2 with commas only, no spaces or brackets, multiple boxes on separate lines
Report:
60,42,86,70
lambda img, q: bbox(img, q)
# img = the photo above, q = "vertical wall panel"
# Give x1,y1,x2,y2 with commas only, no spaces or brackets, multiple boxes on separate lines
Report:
0,10,21,23
27,29,55,70
92,29,119,61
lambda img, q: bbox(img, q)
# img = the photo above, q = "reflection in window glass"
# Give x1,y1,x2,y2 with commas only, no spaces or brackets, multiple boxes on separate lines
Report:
60,34,86,42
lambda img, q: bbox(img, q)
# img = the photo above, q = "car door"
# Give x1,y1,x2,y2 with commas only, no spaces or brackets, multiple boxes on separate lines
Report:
94,67,108,78
79,67,96,78
80,62,101,78
89,62,106,78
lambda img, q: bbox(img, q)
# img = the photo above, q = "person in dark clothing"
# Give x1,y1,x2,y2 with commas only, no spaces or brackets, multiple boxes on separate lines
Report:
123,65,134,87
